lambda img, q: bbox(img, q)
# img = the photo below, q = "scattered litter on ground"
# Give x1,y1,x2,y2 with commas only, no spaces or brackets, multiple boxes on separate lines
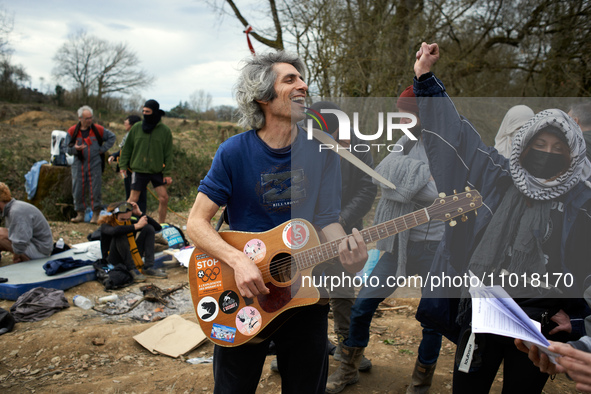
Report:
90,283,193,322
133,314,207,358
186,356,213,364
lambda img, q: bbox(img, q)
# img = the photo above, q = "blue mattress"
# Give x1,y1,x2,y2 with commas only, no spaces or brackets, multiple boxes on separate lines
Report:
0,241,100,301
0,241,173,301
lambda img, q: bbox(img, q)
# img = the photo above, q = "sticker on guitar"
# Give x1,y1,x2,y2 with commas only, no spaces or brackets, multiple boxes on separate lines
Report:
235,307,262,336
219,290,240,314
197,296,219,322
194,253,224,296
211,323,236,343
243,238,267,263
282,220,310,249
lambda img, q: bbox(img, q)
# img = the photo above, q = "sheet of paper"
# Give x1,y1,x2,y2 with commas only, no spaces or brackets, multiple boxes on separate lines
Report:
174,246,195,268
468,272,550,349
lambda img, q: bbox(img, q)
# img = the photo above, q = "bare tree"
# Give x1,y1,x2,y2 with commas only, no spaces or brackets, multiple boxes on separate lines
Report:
189,89,213,113
0,4,14,58
52,30,154,107
0,5,31,101
211,0,591,98
209,0,284,50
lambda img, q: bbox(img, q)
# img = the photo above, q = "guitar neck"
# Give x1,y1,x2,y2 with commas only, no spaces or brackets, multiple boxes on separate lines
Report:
294,208,430,271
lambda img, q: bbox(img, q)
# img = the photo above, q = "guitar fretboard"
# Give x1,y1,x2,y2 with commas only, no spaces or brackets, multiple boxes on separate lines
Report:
293,208,430,270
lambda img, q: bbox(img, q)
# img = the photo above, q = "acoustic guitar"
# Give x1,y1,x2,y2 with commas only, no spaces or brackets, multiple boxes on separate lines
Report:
189,189,482,347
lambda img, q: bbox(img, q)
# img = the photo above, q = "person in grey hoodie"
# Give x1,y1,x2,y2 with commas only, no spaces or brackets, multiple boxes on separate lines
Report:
0,182,53,264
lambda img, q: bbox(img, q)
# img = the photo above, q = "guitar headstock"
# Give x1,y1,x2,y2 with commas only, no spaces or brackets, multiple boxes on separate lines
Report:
427,188,482,224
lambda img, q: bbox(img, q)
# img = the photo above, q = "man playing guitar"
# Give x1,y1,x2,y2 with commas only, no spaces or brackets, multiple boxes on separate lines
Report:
187,51,368,394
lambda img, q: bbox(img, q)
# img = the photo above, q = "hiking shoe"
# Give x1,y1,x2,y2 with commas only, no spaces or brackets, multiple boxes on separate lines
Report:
89,210,101,224
131,269,146,283
70,211,84,223
270,357,279,373
143,268,168,278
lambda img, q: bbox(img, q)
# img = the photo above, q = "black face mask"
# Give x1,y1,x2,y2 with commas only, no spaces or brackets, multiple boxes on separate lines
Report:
522,149,568,179
142,111,162,133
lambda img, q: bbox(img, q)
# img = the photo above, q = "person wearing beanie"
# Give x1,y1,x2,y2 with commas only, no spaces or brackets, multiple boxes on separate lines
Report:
119,99,173,223
325,87,444,394
0,182,53,264
65,105,116,224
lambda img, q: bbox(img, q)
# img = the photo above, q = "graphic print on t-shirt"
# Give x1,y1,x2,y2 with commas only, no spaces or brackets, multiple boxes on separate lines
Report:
260,168,306,210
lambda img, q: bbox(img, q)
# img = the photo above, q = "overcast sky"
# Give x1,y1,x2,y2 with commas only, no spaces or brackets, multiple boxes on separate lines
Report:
6,0,270,111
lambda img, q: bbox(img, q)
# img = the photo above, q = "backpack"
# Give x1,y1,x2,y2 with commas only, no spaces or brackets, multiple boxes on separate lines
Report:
93,260,133,290
50,130,74,166
160,223,189,249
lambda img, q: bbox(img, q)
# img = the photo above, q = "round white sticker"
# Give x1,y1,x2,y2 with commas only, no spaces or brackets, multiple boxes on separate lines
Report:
197,296,219,322
282,220,310,250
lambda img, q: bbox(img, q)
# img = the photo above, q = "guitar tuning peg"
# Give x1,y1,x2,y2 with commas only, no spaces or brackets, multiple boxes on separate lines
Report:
453,189,457,195
474,210,478,217
449,220,457,227
438,192,446,198
465,186,471,192
461,214,468,222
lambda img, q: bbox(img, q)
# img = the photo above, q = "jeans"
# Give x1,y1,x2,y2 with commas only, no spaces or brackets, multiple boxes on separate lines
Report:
344,240,443,365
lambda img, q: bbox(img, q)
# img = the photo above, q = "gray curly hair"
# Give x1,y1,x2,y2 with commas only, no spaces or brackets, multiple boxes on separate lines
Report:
77,105,93,118
234,51,305,130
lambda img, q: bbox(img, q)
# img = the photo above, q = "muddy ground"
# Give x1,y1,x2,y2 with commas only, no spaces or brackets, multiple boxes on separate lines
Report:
0,219,579,394
0,106,580,393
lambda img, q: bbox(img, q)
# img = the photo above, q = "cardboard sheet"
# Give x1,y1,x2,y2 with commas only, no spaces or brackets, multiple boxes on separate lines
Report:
133,314,207,358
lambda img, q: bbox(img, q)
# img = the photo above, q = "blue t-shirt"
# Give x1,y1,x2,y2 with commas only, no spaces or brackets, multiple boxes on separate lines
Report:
198,128,341,232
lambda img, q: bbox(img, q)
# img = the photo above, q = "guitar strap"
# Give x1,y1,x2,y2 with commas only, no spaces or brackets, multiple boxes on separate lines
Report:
310,128,396,190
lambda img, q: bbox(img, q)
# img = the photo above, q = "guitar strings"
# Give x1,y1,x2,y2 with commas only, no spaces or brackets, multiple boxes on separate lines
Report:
256,196,475,279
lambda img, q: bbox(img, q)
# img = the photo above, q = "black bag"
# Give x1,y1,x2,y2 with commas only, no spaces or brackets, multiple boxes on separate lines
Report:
93,260,133,290
0,307,15,335
51,241,71,255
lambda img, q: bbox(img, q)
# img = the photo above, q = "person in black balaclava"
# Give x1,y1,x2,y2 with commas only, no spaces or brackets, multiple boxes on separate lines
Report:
142,99,165,133
118,99,173,248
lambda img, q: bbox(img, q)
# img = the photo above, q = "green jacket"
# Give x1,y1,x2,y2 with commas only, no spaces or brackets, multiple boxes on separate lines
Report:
119,121,173,176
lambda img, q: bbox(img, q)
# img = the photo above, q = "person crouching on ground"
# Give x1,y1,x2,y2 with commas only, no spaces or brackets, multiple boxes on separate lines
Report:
0,182,53,265
98,201,167,281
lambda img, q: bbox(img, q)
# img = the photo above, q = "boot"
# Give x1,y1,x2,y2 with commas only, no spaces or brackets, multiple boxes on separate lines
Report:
325,345,364,394
334,342,372,372
406,358,437,394
89,209,101,224
70,211,84,223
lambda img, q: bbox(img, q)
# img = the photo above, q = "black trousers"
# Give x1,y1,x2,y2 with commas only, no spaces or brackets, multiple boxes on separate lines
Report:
213,304,329,394
453,331,549,393
107,225,155,271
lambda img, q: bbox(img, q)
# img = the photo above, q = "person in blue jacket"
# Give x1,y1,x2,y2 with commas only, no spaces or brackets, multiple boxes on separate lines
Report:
413,42,591,393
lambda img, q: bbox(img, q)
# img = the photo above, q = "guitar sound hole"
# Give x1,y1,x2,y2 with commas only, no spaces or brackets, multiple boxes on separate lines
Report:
269,253,296,284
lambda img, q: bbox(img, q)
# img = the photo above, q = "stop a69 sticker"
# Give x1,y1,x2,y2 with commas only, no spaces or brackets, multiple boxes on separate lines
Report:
282,220,310,250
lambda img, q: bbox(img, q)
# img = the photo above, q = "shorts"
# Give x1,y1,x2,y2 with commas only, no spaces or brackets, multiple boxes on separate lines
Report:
131,172,166,191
